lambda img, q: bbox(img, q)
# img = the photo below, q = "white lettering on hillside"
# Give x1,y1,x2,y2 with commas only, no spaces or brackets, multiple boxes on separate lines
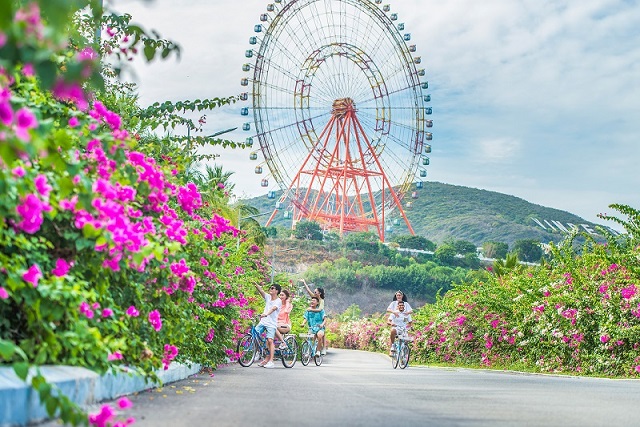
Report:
531,218,621,236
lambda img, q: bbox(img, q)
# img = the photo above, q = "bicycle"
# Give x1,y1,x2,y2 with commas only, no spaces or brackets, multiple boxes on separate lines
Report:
236,316,298,368
299,331,323,366
391,326,412,369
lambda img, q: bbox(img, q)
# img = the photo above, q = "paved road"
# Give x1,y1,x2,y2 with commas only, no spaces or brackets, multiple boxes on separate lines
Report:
89,349,640,426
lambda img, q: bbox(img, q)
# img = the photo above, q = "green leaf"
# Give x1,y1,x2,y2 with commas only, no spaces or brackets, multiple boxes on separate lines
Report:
0,340,15,360
144,43,156,61
45,395,58,417
13,362,29,381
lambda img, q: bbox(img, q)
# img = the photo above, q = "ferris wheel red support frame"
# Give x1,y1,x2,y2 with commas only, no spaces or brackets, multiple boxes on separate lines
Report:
265,98,414,241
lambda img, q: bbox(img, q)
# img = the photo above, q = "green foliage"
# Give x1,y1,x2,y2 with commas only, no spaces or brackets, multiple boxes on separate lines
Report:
329,204,640,378
344,231,380,252
434,243,456,265
294,220,323,240
482,241,509,259
513,239,543,262
391,234,436,251
491,252,520,278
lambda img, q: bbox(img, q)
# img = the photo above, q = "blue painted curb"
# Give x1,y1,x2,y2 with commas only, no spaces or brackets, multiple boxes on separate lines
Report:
0,362,201,426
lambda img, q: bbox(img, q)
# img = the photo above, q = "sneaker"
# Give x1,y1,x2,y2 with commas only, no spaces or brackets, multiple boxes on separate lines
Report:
263,361,275,369
278,342,288,350
321,348,327,356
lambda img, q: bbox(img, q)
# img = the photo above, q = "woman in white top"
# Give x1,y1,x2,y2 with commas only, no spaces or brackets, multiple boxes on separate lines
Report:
386,290,413,315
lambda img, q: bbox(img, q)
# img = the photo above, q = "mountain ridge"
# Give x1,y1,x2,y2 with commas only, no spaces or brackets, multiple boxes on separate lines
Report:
243,181,611,247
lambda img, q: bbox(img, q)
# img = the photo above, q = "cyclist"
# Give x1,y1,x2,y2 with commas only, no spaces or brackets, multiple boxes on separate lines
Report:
387,290,413,316
254,282,282,368
387,300,413,355
301,279,328,355
302,296,326,356
275,289,292,350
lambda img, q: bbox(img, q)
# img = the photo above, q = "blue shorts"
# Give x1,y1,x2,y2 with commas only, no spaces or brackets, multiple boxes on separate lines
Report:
310,326,325,335
256,324,276,340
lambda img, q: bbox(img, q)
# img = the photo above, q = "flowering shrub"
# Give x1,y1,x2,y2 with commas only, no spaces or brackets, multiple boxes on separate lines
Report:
330,205,640,377
0,2,269,425
327,317,389,353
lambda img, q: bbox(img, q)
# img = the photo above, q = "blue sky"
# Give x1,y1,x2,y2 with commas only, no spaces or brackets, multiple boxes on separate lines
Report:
118,0,640,230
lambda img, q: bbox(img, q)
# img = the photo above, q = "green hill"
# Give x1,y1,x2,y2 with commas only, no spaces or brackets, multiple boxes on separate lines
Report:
243,181,609,247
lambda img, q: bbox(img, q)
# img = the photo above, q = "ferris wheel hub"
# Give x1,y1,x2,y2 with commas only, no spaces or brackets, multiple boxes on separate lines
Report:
331,98,356,118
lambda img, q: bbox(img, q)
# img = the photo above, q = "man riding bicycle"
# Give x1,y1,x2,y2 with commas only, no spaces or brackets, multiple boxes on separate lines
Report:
387,301,413,355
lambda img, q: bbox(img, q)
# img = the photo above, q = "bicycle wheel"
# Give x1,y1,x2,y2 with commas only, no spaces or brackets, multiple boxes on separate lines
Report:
300,340,311,366
399,342,410,369
281,336,298,368
237,334,257,367
314,353,323,366
391,340,400,369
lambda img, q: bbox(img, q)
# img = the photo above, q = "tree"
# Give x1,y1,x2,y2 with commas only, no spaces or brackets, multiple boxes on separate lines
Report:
294,220,323,240
482,241,509,259
434,243,457,265
513,239,543,263
392,234,436,251
344,231,379,253
452,239,477,255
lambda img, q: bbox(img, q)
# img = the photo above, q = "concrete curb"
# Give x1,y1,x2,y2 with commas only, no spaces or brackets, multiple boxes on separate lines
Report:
0,362,201,427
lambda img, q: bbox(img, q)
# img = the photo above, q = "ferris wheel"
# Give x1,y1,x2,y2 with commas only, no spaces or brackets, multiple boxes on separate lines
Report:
240,0,432,241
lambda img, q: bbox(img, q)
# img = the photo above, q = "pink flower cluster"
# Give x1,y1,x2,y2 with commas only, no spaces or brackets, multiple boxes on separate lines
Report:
162,344,178,370
148,310,162,331
22,264,42,287
175,182,202,215
88,399,134,427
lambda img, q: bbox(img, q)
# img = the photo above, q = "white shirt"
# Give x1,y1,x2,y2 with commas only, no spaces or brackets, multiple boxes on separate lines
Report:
388,312,412,329
387,300,413,313
259,295,282,328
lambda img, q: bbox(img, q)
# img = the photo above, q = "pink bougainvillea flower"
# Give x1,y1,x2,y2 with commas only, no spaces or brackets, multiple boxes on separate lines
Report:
162,344,179,370
79,302,94,319
600,335,610,343
11,166,25,178
200,257,209,266
102,308,114,317
22,63,35,77
0,287,9,299
88,404,115,427
59,195,78,211
205,328,215,343
22,264,42,287
621,285,637,300
68,116,80,128
148,310,162,331
14,107,38,141
107,351,123,361
635,365,640,374
51,258,70,277
0,88,13,126
117,397,133,409
34,174,52,197
170,259,190,277
125,306,139,317
52,79,88,111
15,193,51,234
